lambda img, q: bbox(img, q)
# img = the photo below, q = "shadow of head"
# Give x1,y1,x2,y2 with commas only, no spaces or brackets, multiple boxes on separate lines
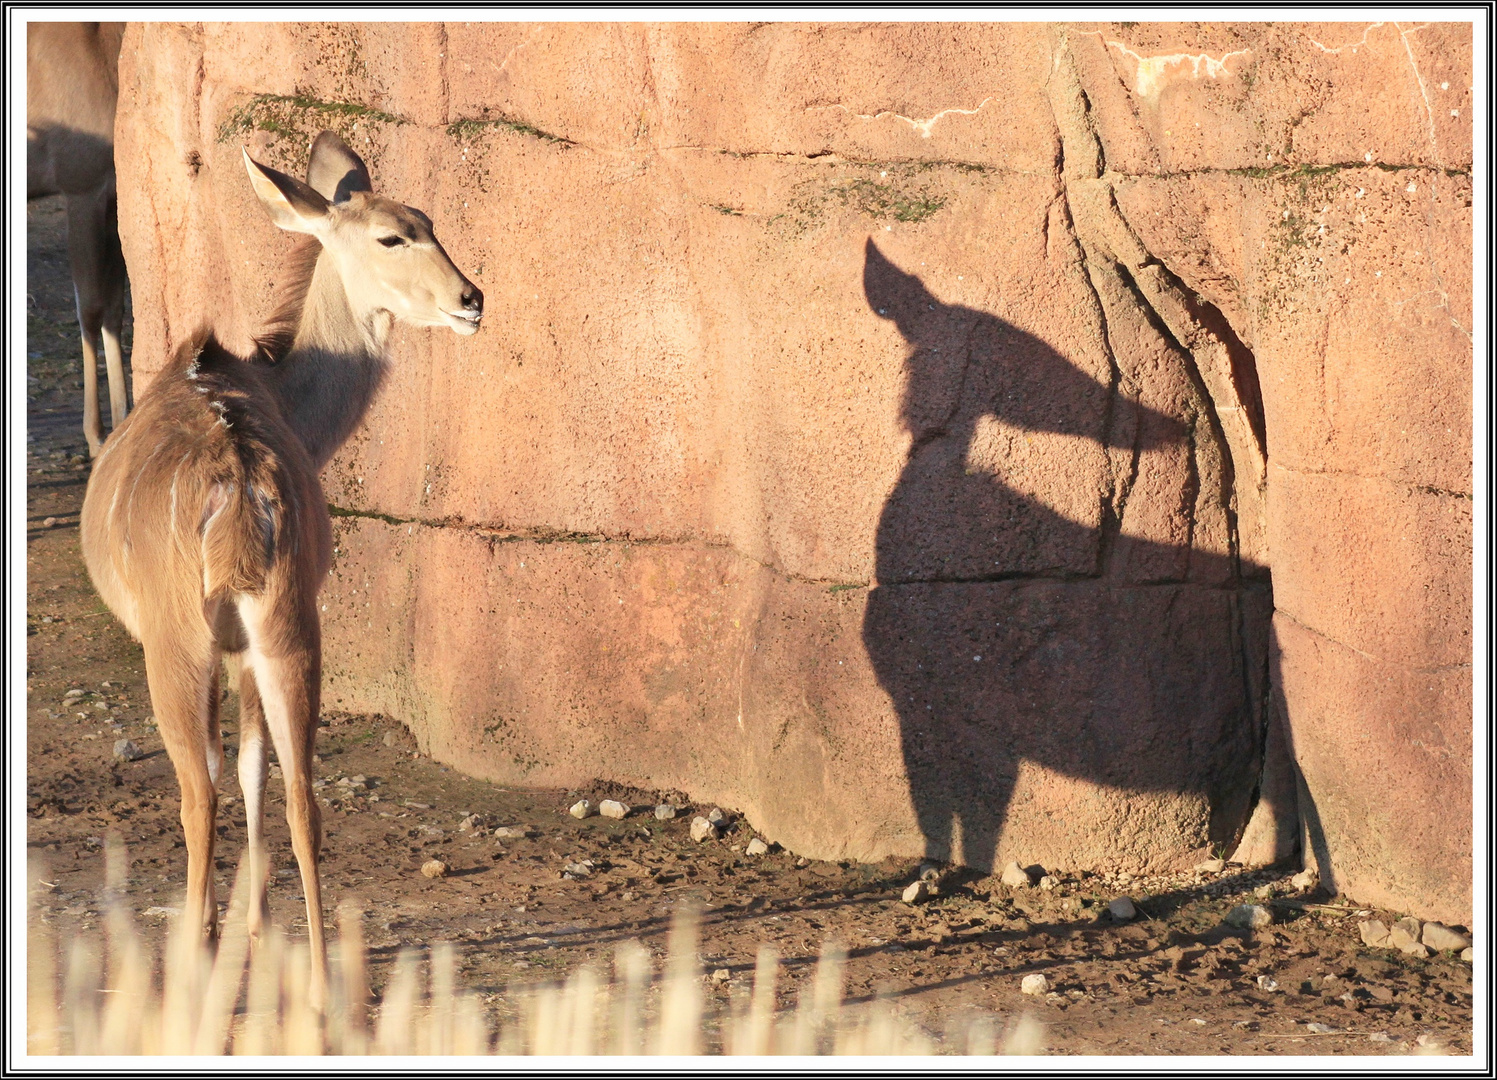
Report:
862,237,1184,450
859,238,1268,873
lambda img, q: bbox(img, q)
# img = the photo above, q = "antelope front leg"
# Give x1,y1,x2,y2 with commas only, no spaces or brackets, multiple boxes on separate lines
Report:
100,196,129,432
65,192,108,457
102,313,128,431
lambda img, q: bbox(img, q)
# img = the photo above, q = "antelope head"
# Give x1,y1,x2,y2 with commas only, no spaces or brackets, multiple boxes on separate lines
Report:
243,131,483,336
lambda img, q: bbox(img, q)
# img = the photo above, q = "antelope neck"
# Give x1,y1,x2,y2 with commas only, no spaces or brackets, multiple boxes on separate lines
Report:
268,247,393,470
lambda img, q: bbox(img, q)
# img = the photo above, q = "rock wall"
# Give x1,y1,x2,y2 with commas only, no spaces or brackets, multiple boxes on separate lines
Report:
114,21,1472,921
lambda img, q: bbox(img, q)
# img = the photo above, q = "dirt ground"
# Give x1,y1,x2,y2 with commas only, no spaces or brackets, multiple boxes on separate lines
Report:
23,194,1474,1056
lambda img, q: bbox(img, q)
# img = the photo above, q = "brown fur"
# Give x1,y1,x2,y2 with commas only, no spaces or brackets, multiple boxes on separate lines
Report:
27,22,131,457
78,131,481,1013
250,236,322,364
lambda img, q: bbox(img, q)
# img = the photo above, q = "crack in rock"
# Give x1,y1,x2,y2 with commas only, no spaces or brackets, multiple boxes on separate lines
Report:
805,98,995,138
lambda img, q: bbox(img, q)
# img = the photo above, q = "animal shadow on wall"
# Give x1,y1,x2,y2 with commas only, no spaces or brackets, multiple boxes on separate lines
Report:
859,239,1272,872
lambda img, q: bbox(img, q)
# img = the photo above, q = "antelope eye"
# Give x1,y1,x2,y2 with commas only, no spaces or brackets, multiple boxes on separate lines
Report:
378,235,406,248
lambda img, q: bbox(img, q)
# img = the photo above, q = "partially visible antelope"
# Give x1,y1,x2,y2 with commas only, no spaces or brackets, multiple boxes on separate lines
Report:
27,21,130,458
80,131,483,1010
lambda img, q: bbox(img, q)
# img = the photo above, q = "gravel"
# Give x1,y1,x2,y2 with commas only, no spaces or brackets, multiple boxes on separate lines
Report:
690,816,718,842
112,738,143,762
1000,862,1033,888
902,880,934,904
1290,867,1318,891
1225,904,1272,930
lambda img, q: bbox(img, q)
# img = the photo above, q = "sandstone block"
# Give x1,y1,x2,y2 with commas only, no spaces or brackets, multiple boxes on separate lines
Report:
1421,922,1471,952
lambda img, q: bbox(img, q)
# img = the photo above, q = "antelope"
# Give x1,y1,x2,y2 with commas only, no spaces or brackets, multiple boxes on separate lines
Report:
80,131,483,1009
27,21,130,458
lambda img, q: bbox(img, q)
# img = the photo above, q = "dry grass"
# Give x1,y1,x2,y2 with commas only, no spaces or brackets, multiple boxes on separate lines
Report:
27,843,1044,1057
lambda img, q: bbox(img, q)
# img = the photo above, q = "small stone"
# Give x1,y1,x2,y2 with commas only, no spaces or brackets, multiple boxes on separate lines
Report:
494,825,536,840
569,800,594,819
745,837,769,856
1359,920,1393,948
1306,1022,1338,1034
1399,941,1430,959
1367,1032,1392,1043
1020,973,1049,996
1195,858,1225,874
563,861,593,878
707,808,726,825
599,799,629,820
711,968,730,983
902,880,934,904
63,689,85,700
690,816,718,842
1039,875,1059,891
112,738,143,762
1188,1018,1206,1026
1461,947,1474,962
43,517,56,527
1291,867,1318,891
918,862,941,882
1226,904,1273,930
1389,916,1423,952
1420,922,1471,952
458,814,484,833
1254,884,1276,899
1108,897,1137,921
420,859,448,879
1001,862,1034,888
1256,975,1279,992
654,804,677,820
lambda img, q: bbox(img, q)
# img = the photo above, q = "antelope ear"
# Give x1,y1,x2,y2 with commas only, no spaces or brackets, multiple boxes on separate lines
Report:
244,148,330,234
306,130,373,204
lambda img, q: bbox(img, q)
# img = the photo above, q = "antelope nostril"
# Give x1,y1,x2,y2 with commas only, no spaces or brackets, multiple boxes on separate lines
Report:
461,285,483,312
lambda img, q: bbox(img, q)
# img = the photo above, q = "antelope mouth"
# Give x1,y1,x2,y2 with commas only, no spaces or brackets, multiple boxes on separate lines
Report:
443,309,483,335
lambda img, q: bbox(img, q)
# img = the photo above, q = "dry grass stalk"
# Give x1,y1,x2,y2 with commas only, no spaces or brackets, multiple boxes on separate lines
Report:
27,850,1043,1057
